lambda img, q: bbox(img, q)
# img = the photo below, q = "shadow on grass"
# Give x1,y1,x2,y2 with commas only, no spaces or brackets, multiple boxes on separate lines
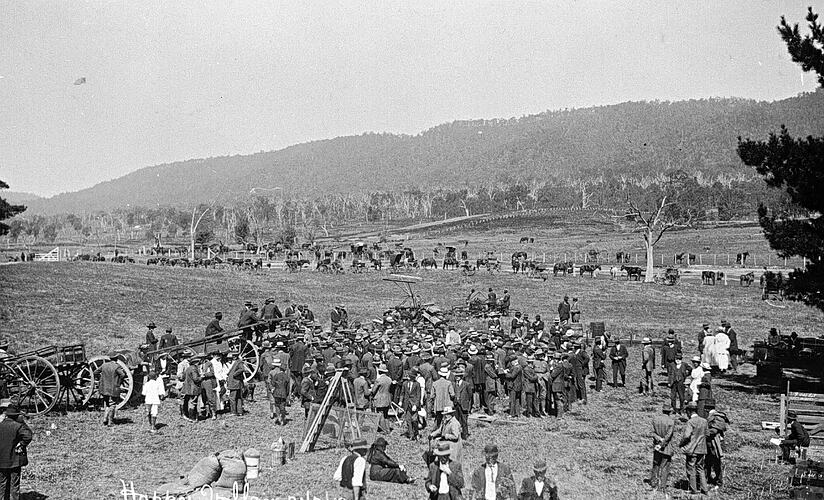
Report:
715,372,780,395
21,492,49,500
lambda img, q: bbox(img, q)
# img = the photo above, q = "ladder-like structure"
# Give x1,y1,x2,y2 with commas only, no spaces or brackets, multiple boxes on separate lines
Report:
299,368,362,453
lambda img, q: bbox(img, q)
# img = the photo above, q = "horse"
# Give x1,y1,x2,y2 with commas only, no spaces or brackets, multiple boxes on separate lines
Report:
421,257,438,269
702,271,717,285
579,264,601,277
621,265,643,281
740,271,755,287
442,257,459,270
553,262,575,276
587,249,600,262
736,252,750,266
674,253,696,265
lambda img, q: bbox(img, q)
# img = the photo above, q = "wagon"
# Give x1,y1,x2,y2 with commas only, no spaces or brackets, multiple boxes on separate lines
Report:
460,260,476,276
527,263,549,281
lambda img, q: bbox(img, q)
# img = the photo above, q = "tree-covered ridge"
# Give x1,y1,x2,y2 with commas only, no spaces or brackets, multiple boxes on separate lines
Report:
25,90,824,215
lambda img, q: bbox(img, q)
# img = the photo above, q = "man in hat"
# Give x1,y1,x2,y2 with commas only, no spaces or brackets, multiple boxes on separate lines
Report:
452,367,473,439
670,354,690,414
401,370,422,440
334,438,369,500
466,345,486,414
705,403,729,488
549,353,566,418
226,351,246,416
483,354,499,415
557,296,571,325
609,339,628,388
723,320,739,372
696,362,713,418
571,342,589,404
267,358,290,425
519,460,557,500
200,353,218,420
522,356,539,418
504,358,523,419
446,327,461,347
261,297,283,332
781,410,811,463
331,305,348,332
159,327,178,350
426,442,465,499
533,350,549,416
386,346,404,405
299,364,318,419
100,353,127,426
592,338,607,392
181,353,202,421
290,335,309,398
204,312,224,352
352,367,371,412
661,333,679,386
680,402,709,495
0,404,32,500
649,403,675,493
429,406,464,466
641,338,656,395
372,364,393,433
432,365,455,427
486,288,497,312
698,323,711,354
145,321,158,351
470,443,515,500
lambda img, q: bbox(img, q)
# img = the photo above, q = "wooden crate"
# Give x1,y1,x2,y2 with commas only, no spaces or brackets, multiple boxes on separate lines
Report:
780,391,824,458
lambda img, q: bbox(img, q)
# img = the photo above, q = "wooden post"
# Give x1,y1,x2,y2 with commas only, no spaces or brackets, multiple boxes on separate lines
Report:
714,254,717,266
727,254,730,266
661,254,664,265
753,255,756,267
699,255,703,265
768,255,771,266
779,393,787,435
543,253,546,263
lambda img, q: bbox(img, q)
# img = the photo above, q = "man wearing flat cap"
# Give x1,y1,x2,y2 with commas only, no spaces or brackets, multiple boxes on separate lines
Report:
470,444,515,500
518,460,558,499
0,404,32,500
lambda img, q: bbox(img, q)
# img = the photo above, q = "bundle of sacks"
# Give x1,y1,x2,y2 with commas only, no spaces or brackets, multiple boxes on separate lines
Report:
155,449,249,499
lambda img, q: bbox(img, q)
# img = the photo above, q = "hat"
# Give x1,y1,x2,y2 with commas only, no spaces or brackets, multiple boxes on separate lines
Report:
691,356,701,363
302,365,314,375
553,317,560,323
533,460,547,473
326,363,337,374
146,322,156,329
433,442,451,456
244,301,253,307
215,312,222,318
3,405,21,419
165,327,173,333
483,444,499,454
702,323,709,328
662,404,673,413
442,406,455,415
438,366,449,377
788,410,798,419
701,362,710,369
642,337,651,344
372,437,389,449
377,364,388,373
351,439,368,452
0,399,10,409
271,358,282,367
468,345,479,355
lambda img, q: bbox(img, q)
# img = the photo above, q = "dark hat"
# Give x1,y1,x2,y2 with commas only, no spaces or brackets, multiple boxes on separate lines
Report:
351,439,368,452
215,312,222,318
433,442,451,456
787,410,798,419
372,437,388,449
146,322,156,329
165,327,173,333
483,444,499,454
244,301,253,307
533,460,547,473
3,405,21,419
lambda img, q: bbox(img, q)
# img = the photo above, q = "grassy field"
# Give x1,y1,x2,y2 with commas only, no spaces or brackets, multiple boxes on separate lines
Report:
0,221,817,500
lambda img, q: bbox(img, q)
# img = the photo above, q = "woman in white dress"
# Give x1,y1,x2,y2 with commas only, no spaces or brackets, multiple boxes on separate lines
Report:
688,356,704,402
702,331,716,368
714,327,731,372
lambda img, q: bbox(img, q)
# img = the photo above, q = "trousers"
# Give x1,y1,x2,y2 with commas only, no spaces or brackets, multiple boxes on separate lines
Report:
685,454,708,494
706,452,723,485
508,389,521,417
524,392,537,417
229,389,244,415
649,451,671,491
670,383,685,413
0,467,21,500
612,362,626,386
595,366,606,391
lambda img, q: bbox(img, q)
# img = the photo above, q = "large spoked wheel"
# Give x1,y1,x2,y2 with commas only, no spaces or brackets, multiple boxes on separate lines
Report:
6,356,61,416
64,363,95,409
88,356,134,410
238,340,260,383
157,347,197,378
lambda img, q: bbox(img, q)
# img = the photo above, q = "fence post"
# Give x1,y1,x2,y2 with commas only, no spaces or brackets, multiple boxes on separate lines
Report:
635,254,638,263
661,254,664,265
714,254,717,266
699,255,703,265
768,255,771,266
784,257,787,267
753,255,756,267
564,253,567,261
803,257,807,267
543,253,546,263
727,254,730,266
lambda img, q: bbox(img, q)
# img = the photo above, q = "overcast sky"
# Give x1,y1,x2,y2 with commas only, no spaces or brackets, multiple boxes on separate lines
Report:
0,1,818,196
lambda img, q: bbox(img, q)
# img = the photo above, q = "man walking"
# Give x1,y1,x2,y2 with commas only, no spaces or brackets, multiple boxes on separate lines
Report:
679,402,709,495
453,367,473,439
267,359,290,425
401,370,421,440
641,338,656,395
100,353,126,427
649,404,675,493
0,405,32,500
609,339,628,387
661,334,678,385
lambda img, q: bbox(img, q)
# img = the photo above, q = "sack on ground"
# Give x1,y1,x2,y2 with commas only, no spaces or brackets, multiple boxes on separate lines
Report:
186,453,222,487
214,451,247,489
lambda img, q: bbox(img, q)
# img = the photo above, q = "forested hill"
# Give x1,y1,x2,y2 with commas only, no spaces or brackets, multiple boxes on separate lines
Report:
26,90,824,215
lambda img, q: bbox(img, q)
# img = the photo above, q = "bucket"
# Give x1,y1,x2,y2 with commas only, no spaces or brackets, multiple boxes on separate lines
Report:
244,448,261,480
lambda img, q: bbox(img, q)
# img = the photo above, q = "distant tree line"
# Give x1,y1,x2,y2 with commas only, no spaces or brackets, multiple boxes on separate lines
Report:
3,171,794,249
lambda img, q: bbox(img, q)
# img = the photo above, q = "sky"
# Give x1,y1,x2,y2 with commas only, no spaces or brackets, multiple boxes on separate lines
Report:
0,1,819,197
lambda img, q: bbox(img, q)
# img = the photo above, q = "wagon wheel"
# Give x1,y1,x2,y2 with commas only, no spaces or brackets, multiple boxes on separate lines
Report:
5,356,61,416
88,356,134,410
63,363,95,409
237,340,260,383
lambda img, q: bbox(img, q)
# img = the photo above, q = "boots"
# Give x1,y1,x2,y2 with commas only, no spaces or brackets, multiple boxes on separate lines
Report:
109,407,117,426
102,407,111,427
248,384,256,402
149,416,157,433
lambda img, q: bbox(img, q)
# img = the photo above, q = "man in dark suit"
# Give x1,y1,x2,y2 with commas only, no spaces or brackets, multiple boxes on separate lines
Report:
723,320,739,372
289,336,308,398
400,370,422,440
204,312,224,353
452,367,473,439
592,340,607,392
145,322,158,351
504,359,523,419
100,353,126,426
237,302,258,341
549,354,566,418
159,327,178,349
467,345,486,413
518,460,558,499
261,297,282,332
0,405,32,500
557,296,571,325
571,342,589,404
609,339,629,387
226,351,246,416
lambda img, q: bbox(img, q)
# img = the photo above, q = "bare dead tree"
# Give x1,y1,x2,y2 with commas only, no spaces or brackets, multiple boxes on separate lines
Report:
622,195,693,282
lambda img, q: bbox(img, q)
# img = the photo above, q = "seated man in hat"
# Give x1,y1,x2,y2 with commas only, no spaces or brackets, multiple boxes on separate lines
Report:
780,410,811,463
334,439,369,500
425,442,465,500
518,460,558,500
470,443,515,500
366,437,414,484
